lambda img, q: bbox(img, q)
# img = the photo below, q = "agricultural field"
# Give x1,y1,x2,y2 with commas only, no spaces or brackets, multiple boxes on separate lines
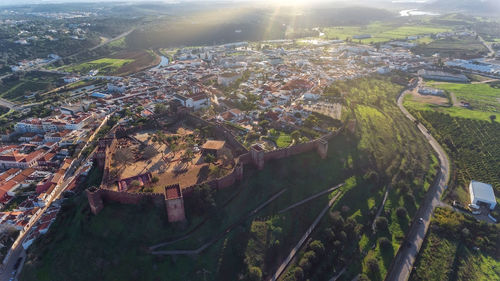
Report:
426,82,500,113
410,208,500,281
403,94,500,122
0,72,64,102
412,37,488,58
407,109,500,205
323,23,450,44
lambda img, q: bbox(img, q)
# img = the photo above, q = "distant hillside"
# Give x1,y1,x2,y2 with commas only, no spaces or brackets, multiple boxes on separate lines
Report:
426,0,500,15
126,6,395,49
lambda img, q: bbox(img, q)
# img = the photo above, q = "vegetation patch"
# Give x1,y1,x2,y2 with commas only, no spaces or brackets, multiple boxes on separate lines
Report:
410,208,500,281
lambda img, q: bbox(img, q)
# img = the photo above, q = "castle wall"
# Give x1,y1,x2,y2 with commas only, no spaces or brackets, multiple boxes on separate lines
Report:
98,188,164,206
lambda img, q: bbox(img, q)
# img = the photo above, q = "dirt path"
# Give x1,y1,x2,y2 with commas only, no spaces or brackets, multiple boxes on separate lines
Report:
278,183,344,214
269,191,343,281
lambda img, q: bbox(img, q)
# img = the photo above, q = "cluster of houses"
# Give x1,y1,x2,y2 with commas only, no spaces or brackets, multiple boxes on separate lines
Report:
49,40,443,149
0,110,99,252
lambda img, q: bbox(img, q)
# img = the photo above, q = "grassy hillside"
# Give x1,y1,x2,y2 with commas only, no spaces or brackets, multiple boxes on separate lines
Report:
0,72,64,102
280,76,439,281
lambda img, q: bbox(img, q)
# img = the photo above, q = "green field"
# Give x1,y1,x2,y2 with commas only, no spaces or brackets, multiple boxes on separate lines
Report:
404,98,500,122
323,23,450,44
410,208,500,281
427,82,500,112
62,58,133,75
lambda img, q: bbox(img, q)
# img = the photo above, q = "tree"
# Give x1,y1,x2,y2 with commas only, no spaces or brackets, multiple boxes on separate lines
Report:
189,184,216,215
130,180,141,189
182,148,195,163
293,267,304,280
246,266,262,281
143,145,158,160
378,237,392,251
209,164,225,178
366,257,379,275
358,274,370,281
170,143,179,157
396,207,407,219
298,257,312,272
291,130,301,143
309,240,325,257
204,153,216,164
375,216,388,232
114,147,134,166
151,176,159,183
154,103,167,115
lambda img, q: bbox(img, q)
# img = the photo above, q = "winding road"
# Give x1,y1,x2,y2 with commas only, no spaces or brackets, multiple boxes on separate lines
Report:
385,89,451,281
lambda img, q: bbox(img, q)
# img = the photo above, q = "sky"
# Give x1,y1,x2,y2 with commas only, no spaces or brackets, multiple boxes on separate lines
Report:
0,0,426,6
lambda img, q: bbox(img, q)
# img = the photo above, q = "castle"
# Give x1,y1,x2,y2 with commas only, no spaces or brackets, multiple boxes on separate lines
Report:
86,115,333,223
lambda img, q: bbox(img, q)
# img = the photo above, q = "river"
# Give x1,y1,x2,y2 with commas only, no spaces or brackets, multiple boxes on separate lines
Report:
399,9,440,16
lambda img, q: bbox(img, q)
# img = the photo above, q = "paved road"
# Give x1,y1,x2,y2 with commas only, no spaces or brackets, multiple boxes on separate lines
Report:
385,90,450,281
477,34,495,58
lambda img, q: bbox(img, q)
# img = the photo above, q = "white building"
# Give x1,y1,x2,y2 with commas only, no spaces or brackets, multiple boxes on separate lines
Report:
469,181,497,210
173,93,210,111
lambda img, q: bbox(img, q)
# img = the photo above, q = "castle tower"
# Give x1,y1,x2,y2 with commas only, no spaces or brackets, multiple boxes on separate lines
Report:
250,144,265,170
86,187,104,215
316,139,328,159
164,184,186,222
